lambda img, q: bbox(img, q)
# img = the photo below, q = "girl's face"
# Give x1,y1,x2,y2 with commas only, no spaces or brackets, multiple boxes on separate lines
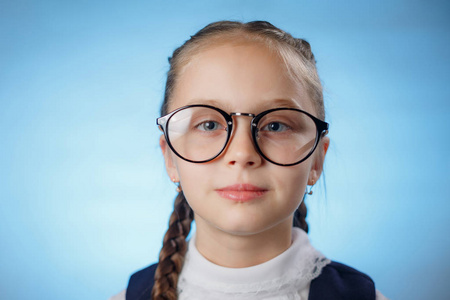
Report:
160,41,328,237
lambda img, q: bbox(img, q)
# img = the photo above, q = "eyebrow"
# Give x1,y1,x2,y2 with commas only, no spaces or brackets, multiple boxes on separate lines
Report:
185,99,228,109
184,98,303,113
259,98,303,111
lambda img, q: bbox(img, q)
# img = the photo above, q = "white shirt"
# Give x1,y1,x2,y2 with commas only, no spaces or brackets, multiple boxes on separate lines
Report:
110,228,388,300
177,228,329,299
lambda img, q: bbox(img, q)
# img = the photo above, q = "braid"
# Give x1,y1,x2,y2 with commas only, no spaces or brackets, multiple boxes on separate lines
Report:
151,192,194,300
293,197,309,233
294,38,316,63
245,21,316,62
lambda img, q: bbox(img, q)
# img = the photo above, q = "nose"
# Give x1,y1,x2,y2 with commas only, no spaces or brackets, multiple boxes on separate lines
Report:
222,116,262,167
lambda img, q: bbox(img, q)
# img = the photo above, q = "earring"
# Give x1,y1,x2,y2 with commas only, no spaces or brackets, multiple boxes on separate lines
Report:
306,179,315,195
172,178,182,193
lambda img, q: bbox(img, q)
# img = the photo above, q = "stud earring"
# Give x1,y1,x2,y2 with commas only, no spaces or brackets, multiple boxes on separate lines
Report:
172,178,182,193
306,179,315,195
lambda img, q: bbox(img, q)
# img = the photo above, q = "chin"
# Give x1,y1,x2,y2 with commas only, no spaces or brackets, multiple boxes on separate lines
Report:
214,216,279,237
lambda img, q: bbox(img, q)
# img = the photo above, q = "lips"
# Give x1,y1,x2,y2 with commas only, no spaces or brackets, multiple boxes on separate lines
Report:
216,184,268,202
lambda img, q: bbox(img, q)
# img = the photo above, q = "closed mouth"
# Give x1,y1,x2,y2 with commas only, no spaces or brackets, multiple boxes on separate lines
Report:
216,184,268,201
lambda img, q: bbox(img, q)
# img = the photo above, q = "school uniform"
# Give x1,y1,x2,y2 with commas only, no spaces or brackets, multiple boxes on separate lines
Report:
111,228,387,300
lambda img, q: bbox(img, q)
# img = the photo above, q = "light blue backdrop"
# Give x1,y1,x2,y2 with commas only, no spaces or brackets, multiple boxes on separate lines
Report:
1,1,449,299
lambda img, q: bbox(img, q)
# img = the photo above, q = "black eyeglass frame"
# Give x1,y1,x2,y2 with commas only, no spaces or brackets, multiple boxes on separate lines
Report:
156,104,329,166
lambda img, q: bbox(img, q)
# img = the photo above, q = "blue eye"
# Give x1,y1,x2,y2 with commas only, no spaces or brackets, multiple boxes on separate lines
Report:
262,122,288,132
197,121,221,131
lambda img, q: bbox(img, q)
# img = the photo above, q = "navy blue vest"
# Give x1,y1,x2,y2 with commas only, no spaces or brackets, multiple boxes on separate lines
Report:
126,261,375,300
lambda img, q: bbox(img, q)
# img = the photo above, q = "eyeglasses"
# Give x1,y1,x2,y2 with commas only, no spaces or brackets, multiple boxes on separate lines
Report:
157,104,329,166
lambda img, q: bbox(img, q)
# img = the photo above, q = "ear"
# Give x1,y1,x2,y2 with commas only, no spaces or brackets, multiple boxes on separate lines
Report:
159,135,179,181
308,136,330,184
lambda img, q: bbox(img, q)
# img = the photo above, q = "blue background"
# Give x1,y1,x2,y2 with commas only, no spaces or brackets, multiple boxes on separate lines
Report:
1,1,449,299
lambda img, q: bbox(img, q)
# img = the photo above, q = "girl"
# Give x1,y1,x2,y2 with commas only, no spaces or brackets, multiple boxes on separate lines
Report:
113,20,387,300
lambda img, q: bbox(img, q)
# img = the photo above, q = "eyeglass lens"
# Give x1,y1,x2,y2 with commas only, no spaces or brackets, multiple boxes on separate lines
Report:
166,106,318,165
256,110,317,165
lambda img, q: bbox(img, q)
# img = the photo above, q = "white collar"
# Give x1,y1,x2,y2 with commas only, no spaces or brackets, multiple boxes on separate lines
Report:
178,227,330,299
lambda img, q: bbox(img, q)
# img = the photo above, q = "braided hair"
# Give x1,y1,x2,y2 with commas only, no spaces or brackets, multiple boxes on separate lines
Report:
151,192,193,299
153,20,324,299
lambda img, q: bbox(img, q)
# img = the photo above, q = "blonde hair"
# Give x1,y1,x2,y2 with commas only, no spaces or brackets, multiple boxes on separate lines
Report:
153,20,325,300
161,20,324,119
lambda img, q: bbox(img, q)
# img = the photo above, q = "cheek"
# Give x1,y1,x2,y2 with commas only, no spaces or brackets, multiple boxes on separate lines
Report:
275,164,310,194
270,164,311,215
175,161,212,201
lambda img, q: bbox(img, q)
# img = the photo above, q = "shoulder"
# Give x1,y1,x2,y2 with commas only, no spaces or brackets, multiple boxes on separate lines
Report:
126,263,158,300
309,261,376,300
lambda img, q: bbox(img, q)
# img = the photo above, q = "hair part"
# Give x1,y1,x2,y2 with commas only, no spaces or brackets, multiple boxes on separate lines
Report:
153,20,325,299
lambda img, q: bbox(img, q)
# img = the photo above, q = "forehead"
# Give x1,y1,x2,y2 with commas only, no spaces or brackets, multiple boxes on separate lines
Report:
170,42,314,114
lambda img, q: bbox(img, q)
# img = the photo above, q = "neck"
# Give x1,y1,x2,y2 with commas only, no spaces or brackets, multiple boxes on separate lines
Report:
194,216,293,268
